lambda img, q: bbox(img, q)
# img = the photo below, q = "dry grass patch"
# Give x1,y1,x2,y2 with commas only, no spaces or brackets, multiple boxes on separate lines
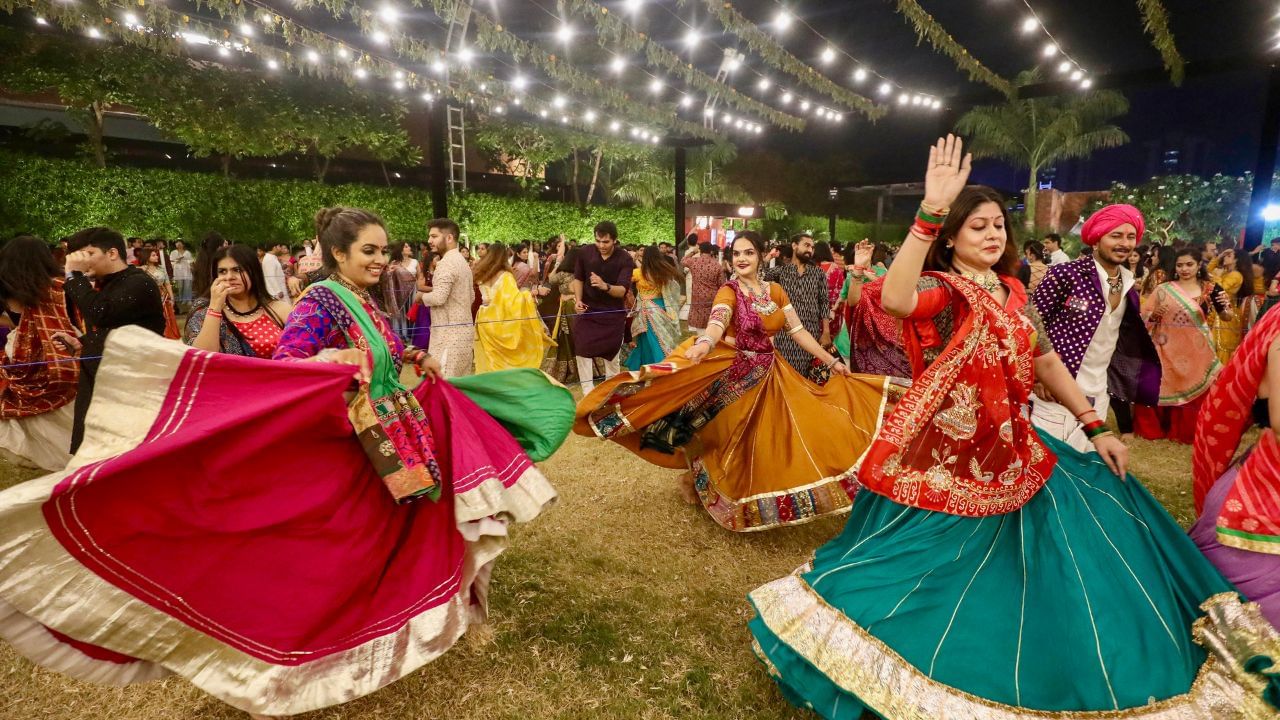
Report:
0,427,1203,719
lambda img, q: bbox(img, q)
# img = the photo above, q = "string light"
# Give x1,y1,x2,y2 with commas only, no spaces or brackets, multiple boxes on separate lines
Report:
393,79,405,90
1021,17,1038,33
780,91,793,104
679,95,693,108
721,112,732,122
583,109,597,122
371,29,389,44
1070,69,1083,81
1081,78,1094,89
267,59,279,70
623,0,642,13
35,16,48,25
556,23,574,43
553,94,567,108
684,29,700,47
1042,43,1059,57
703,107,715,117
378,4,399,24
431,59,445,74
610,57,626,74
512,74,528,90
649,78,663,94
799,99,810,111
650,135,659,144
609,120,621,132
757,77,771,90
355,67,368,79
853,68,867,83
1057,61,1071,73
217,45,230,58
394,70,405,80
879,82,892,96
774,10,792,31
239,22,254,36
86,26,101,39
820,47,836,64
538,109,548,118
458,46,474,63
421,91,433,102
898,93,909,104
337,47,351,60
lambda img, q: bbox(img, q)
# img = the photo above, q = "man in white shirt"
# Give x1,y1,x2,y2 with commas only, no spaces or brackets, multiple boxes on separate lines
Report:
1043,233,1071,265
1030,205,1162,451
259,243,288,302
419,218,476,378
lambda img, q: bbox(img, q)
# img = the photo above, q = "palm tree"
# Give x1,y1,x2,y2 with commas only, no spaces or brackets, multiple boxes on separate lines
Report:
611,143,752,208
955,70,1129,231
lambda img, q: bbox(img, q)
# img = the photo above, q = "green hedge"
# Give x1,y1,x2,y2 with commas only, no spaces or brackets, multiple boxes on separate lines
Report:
0,151,675,246
760,214,907,247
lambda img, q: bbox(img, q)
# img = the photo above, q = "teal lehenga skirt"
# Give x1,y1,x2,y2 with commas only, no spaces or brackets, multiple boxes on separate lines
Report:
748,431,1280,719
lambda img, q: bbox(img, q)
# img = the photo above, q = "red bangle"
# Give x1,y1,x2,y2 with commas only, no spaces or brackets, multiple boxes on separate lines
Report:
1075,408,1099,420
206,310,223,319
1082,419,1105,434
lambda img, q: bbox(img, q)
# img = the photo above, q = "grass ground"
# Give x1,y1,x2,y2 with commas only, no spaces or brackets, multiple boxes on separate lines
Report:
0,426,1202,720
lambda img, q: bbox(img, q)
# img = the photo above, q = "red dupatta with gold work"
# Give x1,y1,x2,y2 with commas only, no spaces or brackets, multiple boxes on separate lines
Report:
1193,305,1280,554
0,278,79,418
858,272,1056,517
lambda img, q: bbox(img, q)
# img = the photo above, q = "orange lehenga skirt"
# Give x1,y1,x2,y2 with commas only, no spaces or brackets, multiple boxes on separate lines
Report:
574,336,895,532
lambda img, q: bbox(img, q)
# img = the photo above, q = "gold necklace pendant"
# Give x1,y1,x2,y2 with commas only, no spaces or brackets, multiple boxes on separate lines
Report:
956,268,1001,295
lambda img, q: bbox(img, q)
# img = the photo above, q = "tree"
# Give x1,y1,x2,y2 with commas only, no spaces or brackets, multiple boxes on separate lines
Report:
611,143,752,208
0,29,178,167
955,70,1130,230
1091,173,1254,244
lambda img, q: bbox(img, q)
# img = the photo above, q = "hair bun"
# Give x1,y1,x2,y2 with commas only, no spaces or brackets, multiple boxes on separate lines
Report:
314,206,346,236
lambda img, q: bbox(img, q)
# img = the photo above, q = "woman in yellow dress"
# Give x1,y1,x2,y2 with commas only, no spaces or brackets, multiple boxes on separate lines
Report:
473,241,552,372
1209,247,1251,363
575,232,894,532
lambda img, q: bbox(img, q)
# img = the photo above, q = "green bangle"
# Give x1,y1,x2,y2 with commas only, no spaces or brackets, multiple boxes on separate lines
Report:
916,209,946,225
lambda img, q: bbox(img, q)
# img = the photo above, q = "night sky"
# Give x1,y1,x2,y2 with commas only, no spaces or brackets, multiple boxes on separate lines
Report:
744,0,1275,191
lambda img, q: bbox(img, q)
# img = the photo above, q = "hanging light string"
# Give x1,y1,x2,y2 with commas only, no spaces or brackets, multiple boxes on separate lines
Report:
1017,0,1094,88
636,0,848,125
752,0,945,110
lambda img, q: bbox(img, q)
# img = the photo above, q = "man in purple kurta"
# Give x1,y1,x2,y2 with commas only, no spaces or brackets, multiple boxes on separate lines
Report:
1030,204,1161,451
572,221,636,394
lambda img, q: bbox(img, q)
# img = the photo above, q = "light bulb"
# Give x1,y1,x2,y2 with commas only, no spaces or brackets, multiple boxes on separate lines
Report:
421,91,433,102
337,47,351,60
799,99,810,111
458,47,474,63
609,120,621,132
87,27,102,38
557,24,573,43
853,68,867,83
553,95,566,108
898,93,909,104
879,82,892,96
1057,61,1071,73
35,16,48,25
355,67,368,79
610,57,626,74
393,79,405,90
624,0,642,13
734,118,744,128
1081,78,1093,89
218,46,230,58
123,12,138,26
240,22,254,36
680,95,693,108
1070,69,1083,81
479,83,487,92
757,77,771,90
371,29,389,44
703,107,715,116
820,47,836,64
512,74,528,90
781,91,793,104
431,59,445,74
722,112,732,122
1043,43,1058,57
684,29,699,47
1021,17,1037,33
378,4,398,24
651,135,660,144
584,110,597,122
775,10,792,30
394,70,405,80
267,59,279,70
649,78,663,94
307,49,321,63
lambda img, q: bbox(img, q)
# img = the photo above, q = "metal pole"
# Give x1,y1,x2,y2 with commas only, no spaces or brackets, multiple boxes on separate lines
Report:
875,194,885,242
674,145,688,245
428,100,449,219
827,187,838,244
1246,64,1280,251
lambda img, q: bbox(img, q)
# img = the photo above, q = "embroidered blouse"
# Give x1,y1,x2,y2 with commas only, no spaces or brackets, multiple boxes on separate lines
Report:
708,282,792,353
274,283,405,371
906,275,1053,374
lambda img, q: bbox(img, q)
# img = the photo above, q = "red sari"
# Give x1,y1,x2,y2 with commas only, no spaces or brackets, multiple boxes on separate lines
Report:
0,322,563,715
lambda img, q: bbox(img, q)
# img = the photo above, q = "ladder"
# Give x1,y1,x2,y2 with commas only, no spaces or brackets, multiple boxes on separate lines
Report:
447,104,466,191
702,48,740,131
442,0,472,191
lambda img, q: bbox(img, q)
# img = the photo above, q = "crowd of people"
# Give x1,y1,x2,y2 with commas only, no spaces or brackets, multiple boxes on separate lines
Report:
0,136,1277,720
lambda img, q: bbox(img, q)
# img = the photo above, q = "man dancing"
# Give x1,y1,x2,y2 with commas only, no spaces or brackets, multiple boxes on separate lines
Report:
1030,204,1161,451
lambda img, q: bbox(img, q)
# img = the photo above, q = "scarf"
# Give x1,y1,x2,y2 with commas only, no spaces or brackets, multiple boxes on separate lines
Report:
858,272,1056,517
0,279,79,418
1193,304,1280,554
311,279,442,503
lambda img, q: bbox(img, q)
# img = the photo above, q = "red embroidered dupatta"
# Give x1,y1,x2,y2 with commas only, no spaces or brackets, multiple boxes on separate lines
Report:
1192,306,1280,554
858,273,1056,517
0,279,79,418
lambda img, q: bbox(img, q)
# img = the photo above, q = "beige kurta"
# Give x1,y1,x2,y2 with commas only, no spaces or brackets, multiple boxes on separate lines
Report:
419,247,476,377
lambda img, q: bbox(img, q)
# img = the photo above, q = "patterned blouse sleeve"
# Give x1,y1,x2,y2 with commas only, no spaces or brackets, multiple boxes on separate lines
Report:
708,284,736,331
1022,302,1056,357
907,276,952,320
273,295,335,361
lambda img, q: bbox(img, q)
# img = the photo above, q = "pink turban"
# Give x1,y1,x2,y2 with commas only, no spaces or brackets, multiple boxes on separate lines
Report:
1081,204,1145,247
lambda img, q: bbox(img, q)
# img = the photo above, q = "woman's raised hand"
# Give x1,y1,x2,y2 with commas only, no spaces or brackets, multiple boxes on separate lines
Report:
923,134,973,210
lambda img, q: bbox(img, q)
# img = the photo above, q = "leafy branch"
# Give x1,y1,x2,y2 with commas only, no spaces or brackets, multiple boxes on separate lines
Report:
1135,0,1185,86
893,0,1014,98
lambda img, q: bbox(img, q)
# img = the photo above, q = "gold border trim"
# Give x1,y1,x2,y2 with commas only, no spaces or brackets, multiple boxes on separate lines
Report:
750,575,1280,719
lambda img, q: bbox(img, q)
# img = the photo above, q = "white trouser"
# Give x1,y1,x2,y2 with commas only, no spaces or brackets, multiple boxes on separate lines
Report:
1031,393,1110,454
577,353,620,396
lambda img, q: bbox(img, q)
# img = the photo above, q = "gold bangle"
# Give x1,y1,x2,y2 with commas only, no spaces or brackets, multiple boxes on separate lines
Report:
920,200,951,217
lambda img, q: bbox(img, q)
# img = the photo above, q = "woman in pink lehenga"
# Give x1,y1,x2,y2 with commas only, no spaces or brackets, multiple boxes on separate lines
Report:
0,207,573,717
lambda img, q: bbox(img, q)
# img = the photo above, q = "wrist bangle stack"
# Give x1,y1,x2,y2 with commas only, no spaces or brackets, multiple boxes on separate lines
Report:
1082,419,1109,439
910,203,950,243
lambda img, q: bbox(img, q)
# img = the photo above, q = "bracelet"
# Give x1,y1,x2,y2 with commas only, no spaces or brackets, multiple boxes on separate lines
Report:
1082,420,1109,439
1089,430,1115,443
825,357,843,369
1075,408,1099,421
694,335,713,348
907,227,936,243
916,208,946,226
920,200,951,217
206,309,224,320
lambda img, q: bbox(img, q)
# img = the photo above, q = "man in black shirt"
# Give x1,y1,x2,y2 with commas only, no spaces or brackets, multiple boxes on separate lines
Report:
64,227,166,453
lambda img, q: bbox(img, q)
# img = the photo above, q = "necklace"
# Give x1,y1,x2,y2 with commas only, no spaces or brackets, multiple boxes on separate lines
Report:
225,298,262,318
1106,273,1123,294
955,268,1001,295
741,279,778,315
333,272,373,302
